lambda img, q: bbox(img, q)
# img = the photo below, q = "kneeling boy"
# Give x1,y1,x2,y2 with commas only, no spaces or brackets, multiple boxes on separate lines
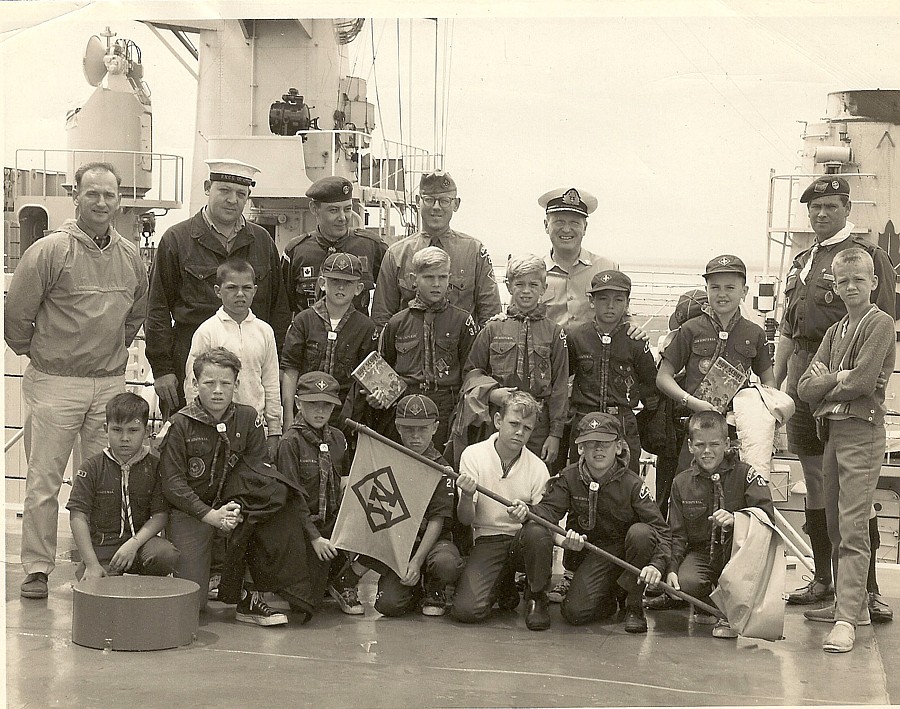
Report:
68,392,179,581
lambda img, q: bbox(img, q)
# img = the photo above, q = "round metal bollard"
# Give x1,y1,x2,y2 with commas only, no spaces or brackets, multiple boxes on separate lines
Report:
72,576,200,651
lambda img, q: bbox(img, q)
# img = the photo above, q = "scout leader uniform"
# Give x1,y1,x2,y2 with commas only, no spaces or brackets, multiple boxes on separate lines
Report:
464,302,569,460
567,270,659,472
281,176,387,315
530,413,670,630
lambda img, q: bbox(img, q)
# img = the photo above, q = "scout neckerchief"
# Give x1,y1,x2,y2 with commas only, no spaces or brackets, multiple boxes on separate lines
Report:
294,420,338,523
104,444,151,538
182,399,240,507
507,302,548,387
314,228,347,256
693,459,728,558
312,298,355,376
576,459,621,531
592,320,626,410
798,223,854,283
408,295,450,389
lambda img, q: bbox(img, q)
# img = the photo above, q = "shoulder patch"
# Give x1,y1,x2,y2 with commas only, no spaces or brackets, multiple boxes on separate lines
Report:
466,315,477,337
639,484,653,500
255,412,265,428
643,341,651,353
76,469,87,478
746,466,767,486
559,329,567,344
479,245,493,264
154,420,171,445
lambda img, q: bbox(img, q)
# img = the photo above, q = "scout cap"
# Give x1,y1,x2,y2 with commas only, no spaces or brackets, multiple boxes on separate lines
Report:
703,254,746,279
295,371,341,405
394,394,439,425
538,187,598,217
321,252,363,280
800,176,850,204
419,170,457,194
588,270,631,294
575,412,623,444
205,159,260,187
668,288,708,330
307,176,353,203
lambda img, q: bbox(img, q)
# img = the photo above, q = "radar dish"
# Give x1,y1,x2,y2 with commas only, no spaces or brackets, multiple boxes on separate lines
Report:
83,35,108,87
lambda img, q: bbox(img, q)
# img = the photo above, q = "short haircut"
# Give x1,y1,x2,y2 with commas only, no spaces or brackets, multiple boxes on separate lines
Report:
74,162,122,189
832,246,874,278
411,246,451,273
106,391,149,426
687,410,728,440
217,258,256,284
498,390,541,421
193,346,242,380
506,254,546,283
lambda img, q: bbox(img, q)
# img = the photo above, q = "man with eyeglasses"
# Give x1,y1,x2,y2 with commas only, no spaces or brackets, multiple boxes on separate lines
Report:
372,171,501,329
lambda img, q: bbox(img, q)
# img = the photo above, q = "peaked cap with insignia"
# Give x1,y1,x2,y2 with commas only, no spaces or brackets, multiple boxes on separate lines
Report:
205,158,260,187
703,254,746,279
575,411,623,444
295,371,341,405
394,394,439,425
321,252,364,280
538,186,598,217
419,170,457,195
587,269,632,294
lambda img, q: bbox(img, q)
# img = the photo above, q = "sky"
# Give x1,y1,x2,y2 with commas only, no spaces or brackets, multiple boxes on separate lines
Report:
4,1,900,275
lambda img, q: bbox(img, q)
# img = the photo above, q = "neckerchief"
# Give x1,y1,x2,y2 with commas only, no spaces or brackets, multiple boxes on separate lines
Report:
691,459,729,557
182,399,239,505
577,459,620,531
592,320,626,410
104,445,151,538
294,420,338,523
507,303,548,386
314,229,347,256
798,222,854,283
408,295,450,389
312,298,355,375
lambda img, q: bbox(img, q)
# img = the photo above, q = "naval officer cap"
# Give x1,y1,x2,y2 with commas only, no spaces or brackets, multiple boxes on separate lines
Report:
321,252,363,280
703,254,746,279
575,412,623,444
307,176,354,203
205,159,260,187
394,394,439,425
419,170,457,194
588,270,632,295
800,176,851,204
538,187,598,218
295,371,342,406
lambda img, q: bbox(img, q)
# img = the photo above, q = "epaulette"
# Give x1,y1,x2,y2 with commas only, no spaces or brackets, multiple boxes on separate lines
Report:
282,231,315,255
849,235,878,253
352,227,387,245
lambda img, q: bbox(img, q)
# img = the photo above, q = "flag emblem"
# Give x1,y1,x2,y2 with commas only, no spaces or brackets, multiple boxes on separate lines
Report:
351,466,413,532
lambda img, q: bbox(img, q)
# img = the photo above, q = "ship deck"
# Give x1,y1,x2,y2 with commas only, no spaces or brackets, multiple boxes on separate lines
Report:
5,509,900,708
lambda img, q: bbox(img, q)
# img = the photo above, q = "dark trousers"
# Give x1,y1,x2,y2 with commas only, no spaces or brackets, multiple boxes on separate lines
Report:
75,537,180,581
451,522,554,623
677,543,730,606
561,522,657,625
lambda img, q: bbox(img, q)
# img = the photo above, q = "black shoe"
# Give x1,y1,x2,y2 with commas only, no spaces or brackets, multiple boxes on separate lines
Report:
643,593,687,611
869,593,893,623
235,591,288,626
525,591,551,631
624,605,648,634
21,572,48,599
787,577,834,605
495,574,520,611
597,595,618,620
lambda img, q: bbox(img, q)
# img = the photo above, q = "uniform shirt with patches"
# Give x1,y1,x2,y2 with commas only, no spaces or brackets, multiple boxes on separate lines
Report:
416,444,456,543
66,449,168,547
567,321,659,414
530,461,671,574
380,303,477,389
158,400,267,520
668,457,774,571
464,310,569,437
280,228,387,315
662,312,771,397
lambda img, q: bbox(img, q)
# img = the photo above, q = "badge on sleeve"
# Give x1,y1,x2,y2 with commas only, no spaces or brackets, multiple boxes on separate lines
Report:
639,484,653,501
76,468,87,478
825,291,834,304
188,457,206,478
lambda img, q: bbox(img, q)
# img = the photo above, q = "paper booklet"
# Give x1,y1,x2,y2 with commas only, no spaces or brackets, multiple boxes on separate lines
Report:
352,351,408,408
692,356,749,413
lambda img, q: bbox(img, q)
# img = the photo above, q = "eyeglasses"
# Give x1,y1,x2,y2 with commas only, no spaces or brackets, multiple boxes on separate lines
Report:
419,196,454,208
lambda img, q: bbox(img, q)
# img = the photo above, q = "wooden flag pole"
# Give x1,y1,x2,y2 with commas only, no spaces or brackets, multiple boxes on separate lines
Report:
344,418,724,619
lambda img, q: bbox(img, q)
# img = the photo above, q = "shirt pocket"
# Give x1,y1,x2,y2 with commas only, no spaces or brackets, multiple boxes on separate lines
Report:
682,500,708,538
732,339,757,361
394,337,419,373
532,344,553,388
434,336,459,381
813,275,835,306
302,341,322,371
489,339,518,379
691,341,717,359
183,262,218,306
449,271,474,299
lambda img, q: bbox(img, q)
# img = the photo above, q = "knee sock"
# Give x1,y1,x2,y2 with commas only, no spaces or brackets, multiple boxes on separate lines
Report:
867,516,880,594
806,508,832,585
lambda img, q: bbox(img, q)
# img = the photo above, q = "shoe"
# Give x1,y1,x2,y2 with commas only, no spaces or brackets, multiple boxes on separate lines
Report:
421,589,446,617
525,591,551,631
235,591,288,626
548,573,572,603
868,593,893,623
823,621,855,653
787,577,834,605
21,572,49,599
329,585,364,615
623,605,648,634
207,573,221,601
692,609,718,625
644,593,687,611
495,575,520,611
804,605,871,626
712,619,739,638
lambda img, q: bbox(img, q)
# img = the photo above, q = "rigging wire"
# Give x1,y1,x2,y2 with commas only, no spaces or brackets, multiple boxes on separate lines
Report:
441,19,454,165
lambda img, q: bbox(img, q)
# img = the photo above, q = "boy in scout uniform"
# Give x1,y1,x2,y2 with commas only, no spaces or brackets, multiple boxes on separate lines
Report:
281,176,387,316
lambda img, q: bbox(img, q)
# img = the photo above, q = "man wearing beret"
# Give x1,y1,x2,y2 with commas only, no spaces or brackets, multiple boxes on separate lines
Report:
147,159,291,419
281,176,387,316
372,170,501,329
773,176,895,621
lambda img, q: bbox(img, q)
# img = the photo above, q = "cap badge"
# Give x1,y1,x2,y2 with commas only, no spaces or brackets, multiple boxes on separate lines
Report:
600,274,611,282
409,400,423,414
831,180,840,189
316,379,328,391
342,184,351,195
589,419,600,429
814,181,827,193
562,188,581,206
718,256,731,265
442,177,451,188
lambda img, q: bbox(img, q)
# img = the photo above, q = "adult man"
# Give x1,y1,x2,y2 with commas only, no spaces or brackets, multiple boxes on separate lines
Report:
539,187,617,332
773,176,895,622
147,159,291,418
281,175,387,316
372,170,501,329
5,161,148,599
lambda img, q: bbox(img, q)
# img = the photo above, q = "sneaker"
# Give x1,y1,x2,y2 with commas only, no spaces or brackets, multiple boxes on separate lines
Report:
712,619,739,638
421,589,446,617
623,605,648,634
525,591,551,631
235,591,288,626
787,577,834,605
644,593,687,611
868,593,893,623
20,572,48,599
823,621,855,653
692,609,718,625
548,573,572,603
804,605,871,626
329,585,364,615
207,573,221,601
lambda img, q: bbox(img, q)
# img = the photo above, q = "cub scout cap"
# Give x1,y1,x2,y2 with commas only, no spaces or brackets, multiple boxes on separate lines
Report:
800,176,850,204
205,159,260,187
703,254,746,279
668,288,708,330
307,176,354,203
575,412,622,444
588,270,631,294
419,170,457,195
295,371,341,405
538,187,598,217
321,252,363,280
395,394,439,425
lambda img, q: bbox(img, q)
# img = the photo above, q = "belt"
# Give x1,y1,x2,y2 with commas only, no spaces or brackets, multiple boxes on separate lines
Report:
793,338,821,354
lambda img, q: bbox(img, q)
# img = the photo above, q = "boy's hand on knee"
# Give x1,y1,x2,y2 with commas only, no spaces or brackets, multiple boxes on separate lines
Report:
400,560,422,586
710,509,734,530
109,538,139,573
561,529,585,551
666,571,680,590
506,499,528,523
311,536,338,562
639,565,662,587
